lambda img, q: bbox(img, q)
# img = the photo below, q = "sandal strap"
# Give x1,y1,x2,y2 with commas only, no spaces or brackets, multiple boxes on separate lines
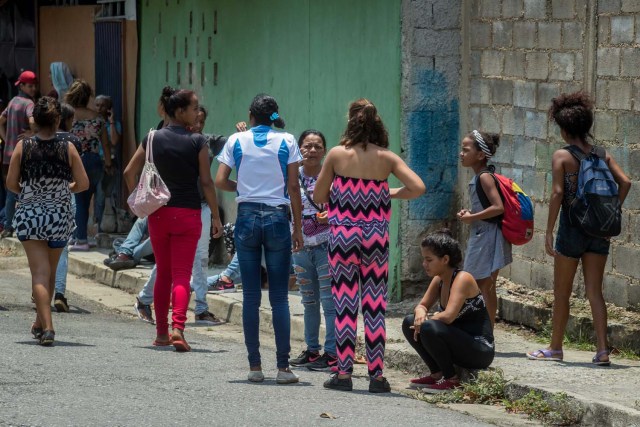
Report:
531,349,563,359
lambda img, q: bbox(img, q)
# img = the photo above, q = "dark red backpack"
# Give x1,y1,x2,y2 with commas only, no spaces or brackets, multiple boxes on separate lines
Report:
476,170,535,245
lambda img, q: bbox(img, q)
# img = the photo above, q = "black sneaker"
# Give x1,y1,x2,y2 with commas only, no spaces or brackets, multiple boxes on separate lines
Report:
307,353,338,371
323,374,353,391
54,293,69,313
134,297,155,324
290,349,320,367
369,376,391,393
108,254,136,271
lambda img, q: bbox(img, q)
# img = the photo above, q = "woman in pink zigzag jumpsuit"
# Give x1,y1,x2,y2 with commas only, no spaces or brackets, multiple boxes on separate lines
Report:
314,99,425,393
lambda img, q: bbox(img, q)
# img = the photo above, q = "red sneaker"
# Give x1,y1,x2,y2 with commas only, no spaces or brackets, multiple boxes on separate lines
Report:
427,377,460,390
410,375,437,386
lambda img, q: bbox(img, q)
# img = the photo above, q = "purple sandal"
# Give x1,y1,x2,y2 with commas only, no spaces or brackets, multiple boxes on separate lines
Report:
592,350,611,366
526,349,563,361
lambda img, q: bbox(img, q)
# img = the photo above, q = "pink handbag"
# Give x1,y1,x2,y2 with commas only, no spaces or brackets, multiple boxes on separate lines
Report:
127,130,171,218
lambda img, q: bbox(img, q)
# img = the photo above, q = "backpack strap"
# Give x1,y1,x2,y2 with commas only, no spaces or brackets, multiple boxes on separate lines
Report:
475,169,503,224
563,144,606,163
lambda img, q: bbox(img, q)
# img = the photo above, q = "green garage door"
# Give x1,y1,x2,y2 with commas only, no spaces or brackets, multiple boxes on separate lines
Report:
138,0,402,297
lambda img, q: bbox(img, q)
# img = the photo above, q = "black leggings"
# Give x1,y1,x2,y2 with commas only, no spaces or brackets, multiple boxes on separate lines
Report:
402,315,494,378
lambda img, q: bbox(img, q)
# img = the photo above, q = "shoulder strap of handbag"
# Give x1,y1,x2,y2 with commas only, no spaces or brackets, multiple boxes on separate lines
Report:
299,170,324,212
146,129,156,164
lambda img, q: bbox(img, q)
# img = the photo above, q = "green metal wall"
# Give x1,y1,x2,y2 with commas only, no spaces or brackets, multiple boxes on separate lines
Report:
138,0,402,298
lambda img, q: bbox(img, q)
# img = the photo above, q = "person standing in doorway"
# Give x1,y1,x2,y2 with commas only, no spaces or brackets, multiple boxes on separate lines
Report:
313,99,425,393
215,94,303,384
0,71,38,238
94,95,121,232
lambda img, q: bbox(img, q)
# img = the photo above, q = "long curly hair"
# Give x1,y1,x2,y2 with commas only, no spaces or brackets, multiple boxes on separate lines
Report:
339,99,388,150
548,91,594,140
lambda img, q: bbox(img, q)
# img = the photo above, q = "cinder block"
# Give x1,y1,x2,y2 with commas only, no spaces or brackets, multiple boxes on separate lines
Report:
525,110,548,139
531,261,554,290
513,134,536,165
628,284,640,308
503,52,525,78
471,22,492,48
594,110,618,141
433,0,461,29
492,135,513,164
617,111,640,140
502,107,526,135
491,79,514,104
596,48,620,76
533,201,550,230
536,82,560,110
481,50,505,76
503,0,524,18
622,0,640,12
470,106,481,129
435,56,462,89
470,78,491,104
510,259,532,286
608,80,633,110
524,0,547,18
514,80,537,108
411,0,433,28
549,52,575,81
621,180,640,210
480,106,502,133
538,22,563,49
598,16,611,45
576,0,588,20
526,52,550,80
514,21,537,48
552,0,575,18
534,141,552,171
493,21,513,48
563,22,584,49
611,16,635,44
598,0,622,13
621,48,640,77
521,170,548,202
412,29,461,57
574,51,584,81
480,0,502,17
614,245,640,278
471,51,482,77
595,80,609,109
635,81,640,112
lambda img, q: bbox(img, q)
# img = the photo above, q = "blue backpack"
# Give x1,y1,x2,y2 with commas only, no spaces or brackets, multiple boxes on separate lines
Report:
564,145,621,238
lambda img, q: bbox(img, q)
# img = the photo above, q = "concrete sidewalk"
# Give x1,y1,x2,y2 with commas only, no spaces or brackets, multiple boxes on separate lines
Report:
2,237,639,426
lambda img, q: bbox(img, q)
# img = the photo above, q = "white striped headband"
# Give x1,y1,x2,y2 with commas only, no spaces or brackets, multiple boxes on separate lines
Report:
472,130,493,158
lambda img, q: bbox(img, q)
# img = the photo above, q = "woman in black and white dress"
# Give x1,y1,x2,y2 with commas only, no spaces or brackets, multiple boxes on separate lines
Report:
7,96,88,346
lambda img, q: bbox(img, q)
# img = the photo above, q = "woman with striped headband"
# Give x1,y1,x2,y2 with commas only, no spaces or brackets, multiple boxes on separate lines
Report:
456,130,512,327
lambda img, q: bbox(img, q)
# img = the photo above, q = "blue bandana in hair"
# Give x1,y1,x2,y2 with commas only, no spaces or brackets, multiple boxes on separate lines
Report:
269,112,279,121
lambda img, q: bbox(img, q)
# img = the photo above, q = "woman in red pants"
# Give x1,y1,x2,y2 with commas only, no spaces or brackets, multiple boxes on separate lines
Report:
124,87,222,352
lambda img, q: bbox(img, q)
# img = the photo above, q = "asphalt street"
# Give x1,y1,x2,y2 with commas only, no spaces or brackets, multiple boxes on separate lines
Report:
0,263,490,427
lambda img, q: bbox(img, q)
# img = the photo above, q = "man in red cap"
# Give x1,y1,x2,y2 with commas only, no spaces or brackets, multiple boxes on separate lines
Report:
0,70,38,238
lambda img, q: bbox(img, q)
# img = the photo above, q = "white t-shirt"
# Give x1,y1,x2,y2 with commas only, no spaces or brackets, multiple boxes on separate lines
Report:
217,125,302,206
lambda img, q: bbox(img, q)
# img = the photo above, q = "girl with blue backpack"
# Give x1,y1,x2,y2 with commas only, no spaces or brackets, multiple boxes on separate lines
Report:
527,92,631,365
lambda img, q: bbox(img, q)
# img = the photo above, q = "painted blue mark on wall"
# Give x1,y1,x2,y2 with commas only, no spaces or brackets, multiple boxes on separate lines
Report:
407,69,460,221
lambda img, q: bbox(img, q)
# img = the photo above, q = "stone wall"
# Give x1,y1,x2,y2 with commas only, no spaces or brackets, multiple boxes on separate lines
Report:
456,0,640,309
400,0,463,293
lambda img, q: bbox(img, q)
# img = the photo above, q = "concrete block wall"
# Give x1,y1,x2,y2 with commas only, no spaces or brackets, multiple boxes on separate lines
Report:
456,0,640,309
400,0,463,288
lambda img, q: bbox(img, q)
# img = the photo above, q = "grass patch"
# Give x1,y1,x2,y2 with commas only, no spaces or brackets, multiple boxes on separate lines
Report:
416,370,582,425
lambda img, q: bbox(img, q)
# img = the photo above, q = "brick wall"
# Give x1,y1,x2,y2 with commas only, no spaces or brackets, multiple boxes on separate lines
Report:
455,0,640,309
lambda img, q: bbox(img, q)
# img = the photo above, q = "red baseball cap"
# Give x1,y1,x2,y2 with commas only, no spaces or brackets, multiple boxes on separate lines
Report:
15,71,38,86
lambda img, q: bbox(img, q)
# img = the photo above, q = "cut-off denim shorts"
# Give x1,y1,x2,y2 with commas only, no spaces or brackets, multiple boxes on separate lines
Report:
555,210,610,259
18,236,68,249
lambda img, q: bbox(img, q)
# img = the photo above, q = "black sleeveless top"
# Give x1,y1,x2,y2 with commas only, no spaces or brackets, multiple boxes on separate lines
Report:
438,270,494,344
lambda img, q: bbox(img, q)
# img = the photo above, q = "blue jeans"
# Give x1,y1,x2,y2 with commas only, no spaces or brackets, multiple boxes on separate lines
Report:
55,199,76,295
191,204,211,315
292,242,336,356
74,153,103,242
207,252,242,286
117,217,153,263
138,265,157,306
4,190,16,231
235,202,292,369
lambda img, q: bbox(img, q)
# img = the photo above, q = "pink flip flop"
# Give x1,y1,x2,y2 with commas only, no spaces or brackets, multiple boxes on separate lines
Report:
526,349,563,361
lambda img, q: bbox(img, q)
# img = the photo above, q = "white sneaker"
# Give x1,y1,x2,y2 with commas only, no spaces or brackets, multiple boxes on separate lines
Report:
248,370,265,383
276,369,299,384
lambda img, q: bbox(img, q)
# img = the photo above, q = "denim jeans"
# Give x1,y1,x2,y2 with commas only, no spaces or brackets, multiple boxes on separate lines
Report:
74,153,103,242
191,203,211,315
207,252,242,286
55,199,76,295
292,242,336,356
117,217,153,263
4,190,16,231
138,265,157,306
235,202,292,369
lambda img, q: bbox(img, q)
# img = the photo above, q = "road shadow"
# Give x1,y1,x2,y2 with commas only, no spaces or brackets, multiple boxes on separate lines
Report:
495,351,528,358
135,345,219,354
15,340,95,347
227,379,314,387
